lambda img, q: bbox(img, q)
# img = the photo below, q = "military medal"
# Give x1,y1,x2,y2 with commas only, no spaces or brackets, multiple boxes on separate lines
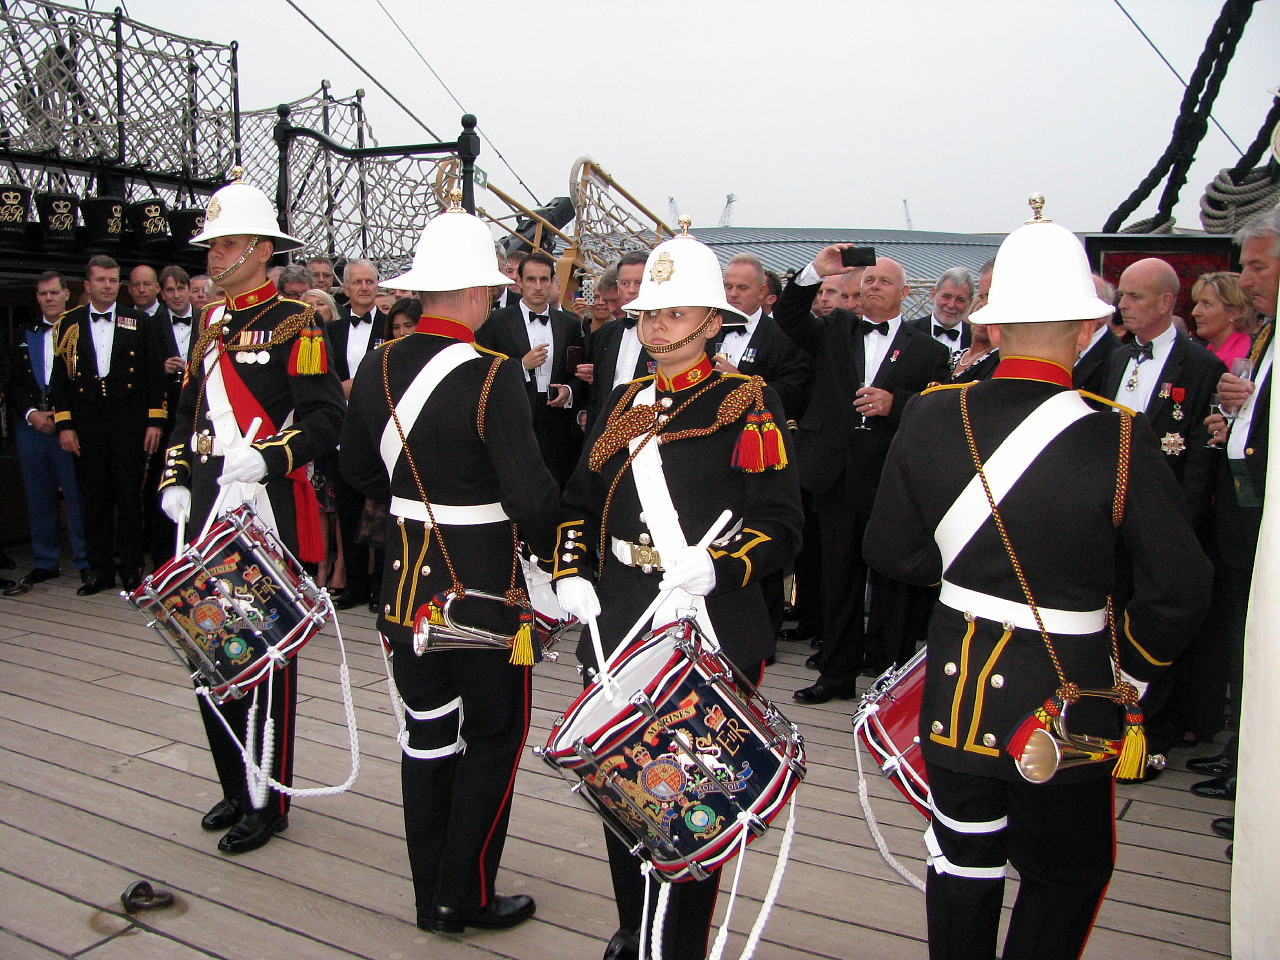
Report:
1161,432,1185,455
1170,386,1185,420
257,350,270,364
116,316,137,330
890,349,901,363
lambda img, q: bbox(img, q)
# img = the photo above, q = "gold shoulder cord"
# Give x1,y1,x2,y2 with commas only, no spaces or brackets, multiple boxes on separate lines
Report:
381,342,524,607
958,383,1144,775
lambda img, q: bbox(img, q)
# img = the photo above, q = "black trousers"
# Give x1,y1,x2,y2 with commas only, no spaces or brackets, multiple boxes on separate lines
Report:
72,401,149,579
143,440,178,572
197,656,298,819
792,488,824,639
391,644,531,917
924,762,1114,960
334,472,372,595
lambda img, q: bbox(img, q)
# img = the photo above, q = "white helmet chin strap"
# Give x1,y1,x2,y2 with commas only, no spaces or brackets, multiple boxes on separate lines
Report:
210,236,261,284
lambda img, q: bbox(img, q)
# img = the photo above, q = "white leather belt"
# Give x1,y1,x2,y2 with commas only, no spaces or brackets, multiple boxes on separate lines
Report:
389,496,508,526
611,536,664,572
940,581,1105,635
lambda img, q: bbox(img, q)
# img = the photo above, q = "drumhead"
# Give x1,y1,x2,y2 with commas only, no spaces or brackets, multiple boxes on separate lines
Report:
552,632,680,749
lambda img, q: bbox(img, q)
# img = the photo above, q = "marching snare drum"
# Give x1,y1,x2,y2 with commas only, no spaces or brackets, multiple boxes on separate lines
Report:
128,502,329,704
851,648,930,818
542,618,806,882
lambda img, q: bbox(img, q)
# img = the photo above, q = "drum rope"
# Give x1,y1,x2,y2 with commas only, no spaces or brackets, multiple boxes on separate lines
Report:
737,791,799,960
196,596,362,799
637,861,664,960
707,814,753,960
853,715,926,893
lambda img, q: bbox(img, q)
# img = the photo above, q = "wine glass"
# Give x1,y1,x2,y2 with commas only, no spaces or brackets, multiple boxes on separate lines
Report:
1231,358,1255,382
855,380,872,430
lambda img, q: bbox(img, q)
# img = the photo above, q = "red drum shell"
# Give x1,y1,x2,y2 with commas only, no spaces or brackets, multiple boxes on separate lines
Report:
852,648,930,818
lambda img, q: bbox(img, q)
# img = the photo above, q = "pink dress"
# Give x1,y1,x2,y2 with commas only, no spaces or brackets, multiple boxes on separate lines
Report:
1210,330,1251,368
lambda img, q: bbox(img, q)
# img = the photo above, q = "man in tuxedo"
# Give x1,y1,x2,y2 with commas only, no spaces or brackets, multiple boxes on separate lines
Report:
582,250,651,431
128,264,163,318
306,257,336,292
775,249,951,703
49,255,168,595
838,269,864,317
814,274,845,317
491,250,525,311
145,265,199,568
189,274,213,313
330,258,389,610
5,271,90,595
1073,274,1121,395
911,267,974,353
278,263,313,300
478,250,586,486
1103,257,1224,527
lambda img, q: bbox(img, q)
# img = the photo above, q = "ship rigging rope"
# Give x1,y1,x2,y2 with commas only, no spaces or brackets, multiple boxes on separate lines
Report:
1199,95,1280,234
1103,0,1257,234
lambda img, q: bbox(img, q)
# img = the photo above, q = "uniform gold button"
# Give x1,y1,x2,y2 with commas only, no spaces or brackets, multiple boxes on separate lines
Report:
1246,447,1255,455
383,604,391,614
943,662,957,676
964,610,975,622
392,560,401,570
562,553,573,562
639,512,646,523
1002,620,1015,632
931,721,944,735
420,565,431,576
982,733,997,748
990,674,1004,688
566,529,577,539
397,517,405,526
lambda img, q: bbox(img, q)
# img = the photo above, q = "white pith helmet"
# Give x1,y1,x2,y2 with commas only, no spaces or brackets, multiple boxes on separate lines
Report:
387,191,510,292
625,219,749,327
969,194,1114,325
190,168,304,252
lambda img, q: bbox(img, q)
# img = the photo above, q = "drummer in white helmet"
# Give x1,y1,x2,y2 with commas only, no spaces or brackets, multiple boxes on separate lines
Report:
158,170,345,854
863,197,1210,960
552,220,803,960
339,191,561,936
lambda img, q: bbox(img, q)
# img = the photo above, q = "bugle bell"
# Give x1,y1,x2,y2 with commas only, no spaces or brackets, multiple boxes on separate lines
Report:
1014,692,1166,784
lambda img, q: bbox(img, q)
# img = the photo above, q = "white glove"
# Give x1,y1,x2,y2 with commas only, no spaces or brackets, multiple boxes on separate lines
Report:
555,576,601,621
161,485,191,524
219,447,267,485
659,546,716,596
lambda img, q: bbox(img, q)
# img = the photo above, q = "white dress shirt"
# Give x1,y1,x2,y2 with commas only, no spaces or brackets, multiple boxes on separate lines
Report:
718,308,762,367
928,312,963,349
170,312,195,360
1229,338,1272,460
25,322,57,422
797,262,899,384
1114,323,1177,413
139,300,161,317
345,313,376,380
614,321,645,389
88,305,117,377
520,300,555,393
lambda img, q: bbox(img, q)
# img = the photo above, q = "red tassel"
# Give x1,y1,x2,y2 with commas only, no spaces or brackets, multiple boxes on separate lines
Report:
1006,698,1060,758
759,411,789,470
292,479,324,564
733,412,766,472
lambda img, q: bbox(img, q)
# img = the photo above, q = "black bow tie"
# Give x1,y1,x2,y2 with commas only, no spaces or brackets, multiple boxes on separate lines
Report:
173,316,191,326
91,312,111,323
529,313,550,325
934,324,960,341
1128,340,1154,361
860,319,890,337
353,314,371,325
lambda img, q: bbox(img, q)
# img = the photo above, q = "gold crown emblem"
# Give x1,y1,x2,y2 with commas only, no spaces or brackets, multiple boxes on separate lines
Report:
52,200,71,214
651,251,676,284
193,214,205,229
111,204,122,217
206,197,221,221
1,191,20,205
144,204,161,218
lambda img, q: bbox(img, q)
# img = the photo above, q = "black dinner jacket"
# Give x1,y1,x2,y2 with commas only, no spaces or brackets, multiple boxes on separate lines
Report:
1102,328,1225,525
329,307,388,381
477,304,587,409
155,306,199,419
9,320,55,415
1235,324,1273,498
775,277,952,504
1073,328,1121,396
706,314,814,420
909,314,972,351
584,317,652,432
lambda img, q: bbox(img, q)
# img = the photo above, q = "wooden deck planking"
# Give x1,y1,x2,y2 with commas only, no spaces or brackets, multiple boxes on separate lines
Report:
0,572,1232,959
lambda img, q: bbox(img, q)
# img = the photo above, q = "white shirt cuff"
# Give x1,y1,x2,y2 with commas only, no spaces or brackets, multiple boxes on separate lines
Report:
797,262,823,286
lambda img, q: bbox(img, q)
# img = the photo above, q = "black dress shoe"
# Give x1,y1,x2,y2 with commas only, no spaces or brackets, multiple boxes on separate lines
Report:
793,680,857,705
419,894,536,933
778,626,816,643
804,652,821,670
0,576,16,592
860,660,889,677
1226,844,1233,861
77,573,113,596
201,796,243,831
1211,816,1234,840
602,928,640,960
367,599,380,614
333,589,370,611
120,574,142,592
21,567,60,585
218,809,288,854
1191,775,1236,800
1186,753,1234,777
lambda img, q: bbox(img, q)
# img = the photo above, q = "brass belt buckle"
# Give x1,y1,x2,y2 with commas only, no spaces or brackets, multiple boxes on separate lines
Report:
195,434,214,456
629,540,661,574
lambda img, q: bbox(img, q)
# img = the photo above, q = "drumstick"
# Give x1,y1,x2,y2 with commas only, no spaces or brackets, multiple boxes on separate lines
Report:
605,509,734,673
584,614,619,702
197,417,262,543
175,514,186,557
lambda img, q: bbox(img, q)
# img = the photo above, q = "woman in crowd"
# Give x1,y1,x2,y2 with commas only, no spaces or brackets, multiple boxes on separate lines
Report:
1191,271,1255,367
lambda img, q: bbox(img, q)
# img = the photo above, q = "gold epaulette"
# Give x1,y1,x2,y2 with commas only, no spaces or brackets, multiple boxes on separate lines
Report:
1079,390,1136,416
920,381,966,395
473,344,509,360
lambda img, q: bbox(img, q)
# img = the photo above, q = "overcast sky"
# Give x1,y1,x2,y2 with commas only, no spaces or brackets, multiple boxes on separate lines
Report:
109,0,1278,237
